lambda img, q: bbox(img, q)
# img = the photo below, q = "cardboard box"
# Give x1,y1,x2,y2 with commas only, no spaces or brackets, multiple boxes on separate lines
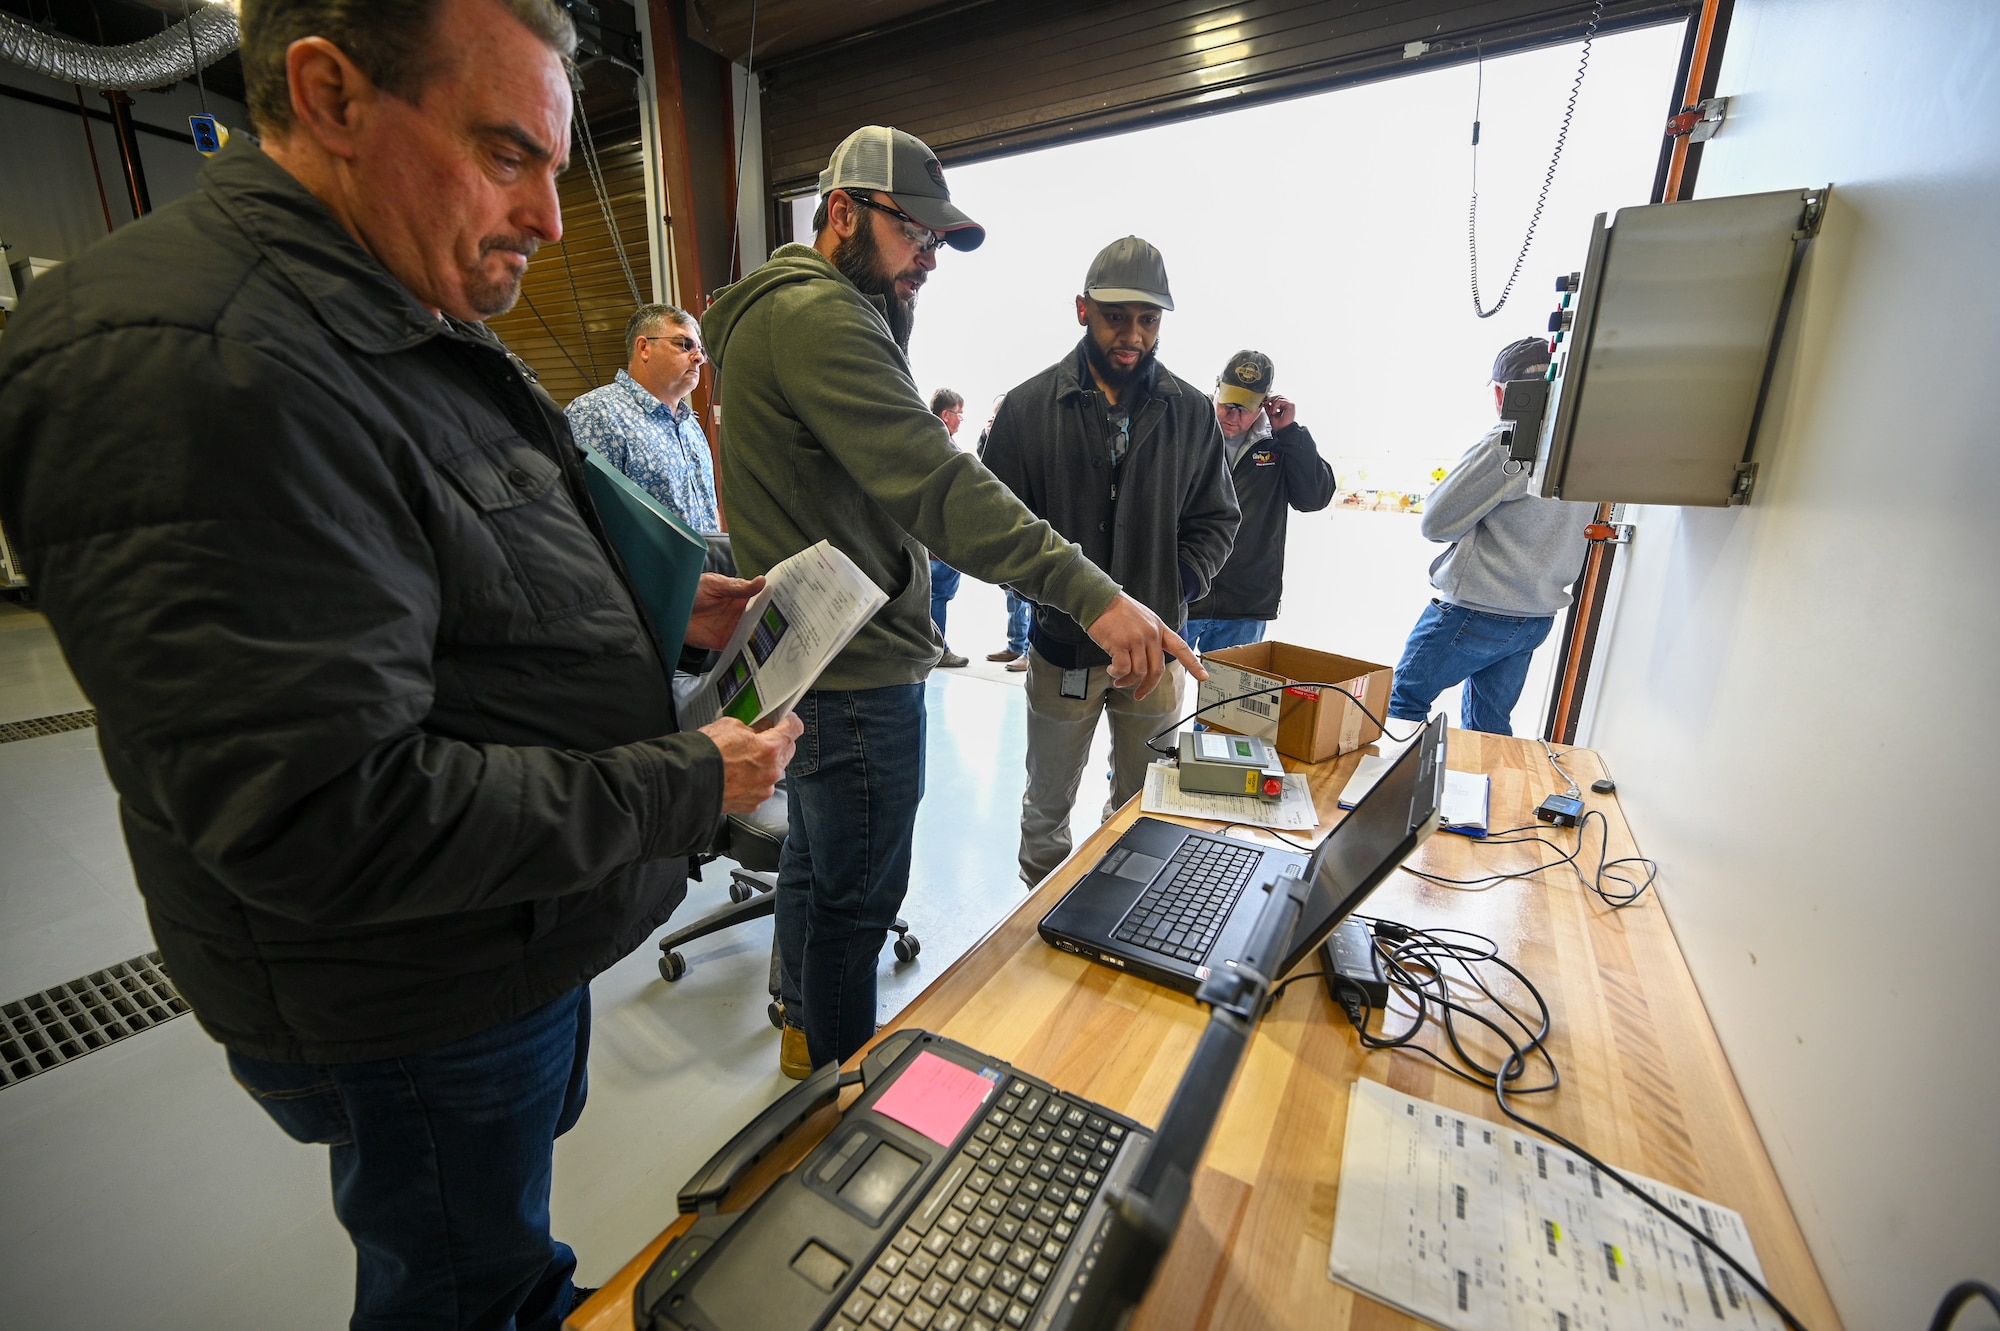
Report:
1196,641,1394,763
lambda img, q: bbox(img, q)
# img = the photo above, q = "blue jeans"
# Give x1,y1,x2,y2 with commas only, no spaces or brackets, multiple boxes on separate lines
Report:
776,684,926,1068
227,989,592,1331
1004,592,1031,655
928,559,961,636
1183,617,1267,652
1389,599,1555,736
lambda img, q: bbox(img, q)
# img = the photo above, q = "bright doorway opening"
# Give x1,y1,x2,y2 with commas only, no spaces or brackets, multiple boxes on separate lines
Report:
905,22,1688,737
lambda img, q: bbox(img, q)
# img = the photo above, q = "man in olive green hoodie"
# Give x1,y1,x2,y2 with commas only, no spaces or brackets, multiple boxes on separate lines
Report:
704,126,1202,1075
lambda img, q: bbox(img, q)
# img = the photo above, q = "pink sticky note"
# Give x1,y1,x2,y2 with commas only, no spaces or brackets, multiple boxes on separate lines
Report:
870,1051,1000,1146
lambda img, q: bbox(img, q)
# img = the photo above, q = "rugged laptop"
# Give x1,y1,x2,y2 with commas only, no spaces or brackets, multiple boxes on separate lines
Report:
1038,716,1446,992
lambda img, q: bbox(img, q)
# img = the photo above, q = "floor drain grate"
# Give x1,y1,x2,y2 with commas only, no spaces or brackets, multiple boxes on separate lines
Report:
0,709,98,744
1,952,190,1088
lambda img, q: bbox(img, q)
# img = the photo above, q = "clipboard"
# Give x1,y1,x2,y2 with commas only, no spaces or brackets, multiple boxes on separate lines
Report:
580,449,709,671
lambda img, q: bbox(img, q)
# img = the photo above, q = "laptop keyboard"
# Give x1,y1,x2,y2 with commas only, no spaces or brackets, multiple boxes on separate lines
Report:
831,1078,1129,1331
1111,835,1260,964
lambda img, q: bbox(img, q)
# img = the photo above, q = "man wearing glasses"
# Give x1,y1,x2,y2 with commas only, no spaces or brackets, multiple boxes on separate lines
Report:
566,305,720,532
1183,350,1336,651
705,126,1202,1077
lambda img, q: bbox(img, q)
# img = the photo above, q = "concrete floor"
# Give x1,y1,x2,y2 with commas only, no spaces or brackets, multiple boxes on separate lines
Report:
0,589,1113,1330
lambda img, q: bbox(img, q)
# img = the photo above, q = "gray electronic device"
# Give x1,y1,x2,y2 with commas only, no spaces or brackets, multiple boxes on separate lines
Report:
1177,730,1286,801
1529,186,1829,507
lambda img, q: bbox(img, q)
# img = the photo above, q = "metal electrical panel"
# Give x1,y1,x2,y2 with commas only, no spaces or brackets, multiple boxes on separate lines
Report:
1533,186,1827,507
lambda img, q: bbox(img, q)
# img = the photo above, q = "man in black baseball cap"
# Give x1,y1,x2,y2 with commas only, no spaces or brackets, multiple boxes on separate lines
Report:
705,137,1200,1077
1387,336,1595,734
981,237,1239,887
1185,350,1336,650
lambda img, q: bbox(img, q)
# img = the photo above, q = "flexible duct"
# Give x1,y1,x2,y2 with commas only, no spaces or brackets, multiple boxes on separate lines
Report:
0,4,238,93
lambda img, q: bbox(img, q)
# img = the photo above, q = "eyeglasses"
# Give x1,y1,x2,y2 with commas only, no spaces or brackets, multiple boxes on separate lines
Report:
849,193,948,254
644,334,702,355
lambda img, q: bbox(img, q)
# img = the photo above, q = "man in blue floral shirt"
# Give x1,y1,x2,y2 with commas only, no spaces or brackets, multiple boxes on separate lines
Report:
566,304,721,531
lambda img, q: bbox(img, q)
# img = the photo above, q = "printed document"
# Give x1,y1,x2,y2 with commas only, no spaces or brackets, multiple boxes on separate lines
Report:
1330,1080,1775,1331
677,541,886,729
1140,764,1320,831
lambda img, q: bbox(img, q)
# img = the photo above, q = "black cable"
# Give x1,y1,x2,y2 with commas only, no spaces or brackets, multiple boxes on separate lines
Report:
1929,1282,2000,1331
1145,679,1424,759
554,238,604,382
1211,822,1315,852
182,3,208,115
1402,807,1656,909
1468,0,1605,318
571,85,644,308
1328,919,1811,1331
519,290,591,385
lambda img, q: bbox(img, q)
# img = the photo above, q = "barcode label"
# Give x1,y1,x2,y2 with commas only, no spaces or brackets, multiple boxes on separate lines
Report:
1238,697,1273,718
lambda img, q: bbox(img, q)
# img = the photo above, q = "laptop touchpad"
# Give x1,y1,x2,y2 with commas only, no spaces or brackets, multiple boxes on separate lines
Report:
1111,851,1166,883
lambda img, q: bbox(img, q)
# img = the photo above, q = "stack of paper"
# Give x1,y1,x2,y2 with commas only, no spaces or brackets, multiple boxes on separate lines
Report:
1139,765,1320,831
677,541,887,728
1330,1080,1775,1331
1341,752,1490,836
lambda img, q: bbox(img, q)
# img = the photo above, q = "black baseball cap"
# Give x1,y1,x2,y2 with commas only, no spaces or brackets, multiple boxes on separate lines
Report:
1083,236,1173,310
1492,336,1552,384
819,126,985,251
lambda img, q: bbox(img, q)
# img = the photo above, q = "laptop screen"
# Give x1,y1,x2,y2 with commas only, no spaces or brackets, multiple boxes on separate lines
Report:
1277,716,1445,976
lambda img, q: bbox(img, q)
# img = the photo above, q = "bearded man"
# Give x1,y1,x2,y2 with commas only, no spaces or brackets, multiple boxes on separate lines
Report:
703,128,1203,1077
978,237,1240,888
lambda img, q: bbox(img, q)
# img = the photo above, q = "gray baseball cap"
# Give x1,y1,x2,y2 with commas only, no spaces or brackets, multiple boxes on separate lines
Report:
819,125,985,251
1083,236,1173,310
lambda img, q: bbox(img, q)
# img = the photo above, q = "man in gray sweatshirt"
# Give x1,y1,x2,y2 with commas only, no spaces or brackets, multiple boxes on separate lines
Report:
1388,337,1594,735
704,127,1201,1076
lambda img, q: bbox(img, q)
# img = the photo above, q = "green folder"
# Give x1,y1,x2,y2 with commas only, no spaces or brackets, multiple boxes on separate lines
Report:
579,448,708,671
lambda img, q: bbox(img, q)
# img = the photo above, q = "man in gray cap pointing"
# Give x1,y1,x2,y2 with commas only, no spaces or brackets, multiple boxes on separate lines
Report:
981,237,1240,887
704,136,1203,1076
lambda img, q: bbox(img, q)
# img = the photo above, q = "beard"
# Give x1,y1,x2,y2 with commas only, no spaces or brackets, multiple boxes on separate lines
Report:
464,234,541,318
833,218,920,353
1082,333,1159,395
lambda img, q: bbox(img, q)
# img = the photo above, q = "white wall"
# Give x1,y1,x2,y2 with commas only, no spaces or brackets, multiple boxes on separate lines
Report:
1584,3,2000,1328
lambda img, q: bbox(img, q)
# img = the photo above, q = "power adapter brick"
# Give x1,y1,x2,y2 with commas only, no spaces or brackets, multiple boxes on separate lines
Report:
1319,917,1388,1015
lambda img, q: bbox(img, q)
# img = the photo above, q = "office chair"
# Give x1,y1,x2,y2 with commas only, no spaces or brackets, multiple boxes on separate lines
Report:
654,537,920,1026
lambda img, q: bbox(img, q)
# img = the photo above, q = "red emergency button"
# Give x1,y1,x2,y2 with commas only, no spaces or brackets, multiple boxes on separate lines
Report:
1262,776,1283,797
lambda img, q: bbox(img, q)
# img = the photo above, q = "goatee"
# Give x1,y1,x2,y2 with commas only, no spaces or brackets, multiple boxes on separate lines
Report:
833,219,918,353
1083,336,1158,394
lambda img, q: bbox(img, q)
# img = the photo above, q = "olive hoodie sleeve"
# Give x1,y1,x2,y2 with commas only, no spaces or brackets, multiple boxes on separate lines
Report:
0,328,723,930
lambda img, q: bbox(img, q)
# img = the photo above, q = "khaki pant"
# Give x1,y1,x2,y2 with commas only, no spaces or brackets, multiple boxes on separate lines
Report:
1019,649,1181,887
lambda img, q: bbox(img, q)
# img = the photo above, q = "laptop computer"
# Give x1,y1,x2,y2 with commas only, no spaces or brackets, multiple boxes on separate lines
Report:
1039,715,1446,993
633,814,1335,1331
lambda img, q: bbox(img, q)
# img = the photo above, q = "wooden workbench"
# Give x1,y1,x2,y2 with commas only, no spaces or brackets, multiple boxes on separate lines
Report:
571,732,1840,1331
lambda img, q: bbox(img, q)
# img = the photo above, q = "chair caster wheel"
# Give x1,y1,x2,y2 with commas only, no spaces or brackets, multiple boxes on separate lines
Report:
659,951,688,982
767,1001,785,1029
893,934,921,963
729,879,754,904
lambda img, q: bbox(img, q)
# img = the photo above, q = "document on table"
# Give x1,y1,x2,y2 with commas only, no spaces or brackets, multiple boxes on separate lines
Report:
1330,1080,1776,1331
1140,764,1320,831
1342,755,1490,836
677,540,887,729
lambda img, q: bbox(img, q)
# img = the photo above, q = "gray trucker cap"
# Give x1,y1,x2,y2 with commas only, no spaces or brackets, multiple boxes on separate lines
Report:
1083,236,1173,310
819,125,985,251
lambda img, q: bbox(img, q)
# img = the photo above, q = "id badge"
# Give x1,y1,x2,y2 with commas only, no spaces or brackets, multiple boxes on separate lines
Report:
1059,668,1090,700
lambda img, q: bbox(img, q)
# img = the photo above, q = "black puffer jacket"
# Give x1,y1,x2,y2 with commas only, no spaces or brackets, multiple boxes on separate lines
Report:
0,142,722,1063
981,343,1239,668
1188,418,1336,621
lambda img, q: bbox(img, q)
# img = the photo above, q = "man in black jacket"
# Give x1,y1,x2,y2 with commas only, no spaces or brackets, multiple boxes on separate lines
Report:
1184,351,1337,650
0,2,795,1327
982,237,1239,886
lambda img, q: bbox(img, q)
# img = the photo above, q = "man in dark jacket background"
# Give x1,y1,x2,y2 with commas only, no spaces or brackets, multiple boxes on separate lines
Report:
0,2,795,1327
1184,350,1337,650
981,237,1240,886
